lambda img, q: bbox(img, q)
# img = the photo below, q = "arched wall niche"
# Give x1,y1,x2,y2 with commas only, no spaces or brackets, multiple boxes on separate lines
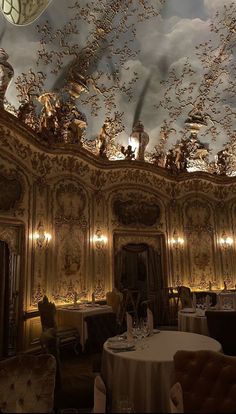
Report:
113,231,168,288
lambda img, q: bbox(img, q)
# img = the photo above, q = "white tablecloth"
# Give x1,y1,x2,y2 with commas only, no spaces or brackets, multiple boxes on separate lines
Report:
218,292,236,309
57,304,112,350
101,330,221,413
178,310,209,336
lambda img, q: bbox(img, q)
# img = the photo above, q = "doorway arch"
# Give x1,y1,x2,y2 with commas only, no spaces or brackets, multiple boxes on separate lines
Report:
113,232,167,322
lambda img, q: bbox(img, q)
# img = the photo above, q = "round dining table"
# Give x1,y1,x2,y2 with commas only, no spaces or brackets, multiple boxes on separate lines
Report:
101,330,222,413
178,309,209,336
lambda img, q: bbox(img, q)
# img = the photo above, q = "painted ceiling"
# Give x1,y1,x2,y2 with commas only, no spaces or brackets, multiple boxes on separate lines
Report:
1,0,236,159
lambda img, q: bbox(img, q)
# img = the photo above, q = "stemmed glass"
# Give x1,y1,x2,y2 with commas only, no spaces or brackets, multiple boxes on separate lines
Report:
132,318,143,341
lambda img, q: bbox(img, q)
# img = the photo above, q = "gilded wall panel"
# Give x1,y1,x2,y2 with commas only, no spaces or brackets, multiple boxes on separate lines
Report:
50,179,90,303
183,199,217,290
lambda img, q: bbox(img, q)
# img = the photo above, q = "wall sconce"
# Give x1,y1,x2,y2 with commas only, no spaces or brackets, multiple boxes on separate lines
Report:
93,229,108,250
32,221,52,249
170,231,184,248
219,231,233,248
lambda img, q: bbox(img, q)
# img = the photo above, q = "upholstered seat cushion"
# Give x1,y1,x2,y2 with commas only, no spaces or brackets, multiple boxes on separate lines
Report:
0,354,56,413
174,350,236,413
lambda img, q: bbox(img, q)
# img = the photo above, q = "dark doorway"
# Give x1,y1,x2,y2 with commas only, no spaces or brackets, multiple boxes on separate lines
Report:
0,240,10,358
118,243,149,303
115,241,165,321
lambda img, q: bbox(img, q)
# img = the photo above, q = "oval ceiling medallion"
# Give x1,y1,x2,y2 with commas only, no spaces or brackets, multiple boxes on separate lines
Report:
1,0,53,25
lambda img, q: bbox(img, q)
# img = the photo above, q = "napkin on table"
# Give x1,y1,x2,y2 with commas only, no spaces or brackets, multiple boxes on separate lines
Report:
147,307,154,335
192,293,197,311
126,312,133,342
93,375,106,414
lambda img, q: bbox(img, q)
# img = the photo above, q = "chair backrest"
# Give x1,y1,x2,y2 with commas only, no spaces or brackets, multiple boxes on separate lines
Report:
169,382,184,413
0,354,56,413
93,375,106,414
205,310,236,355
38,295,57,331
177,286,192,308
106,289,123,315
195,291,217,307
84,312,117,353
174,349,236,413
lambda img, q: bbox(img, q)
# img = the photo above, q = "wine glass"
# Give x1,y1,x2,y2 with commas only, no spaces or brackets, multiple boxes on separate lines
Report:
132,318,142,340
140,317,149,338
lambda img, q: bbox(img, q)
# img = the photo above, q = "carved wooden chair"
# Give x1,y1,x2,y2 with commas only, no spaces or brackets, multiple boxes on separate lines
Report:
106,288,123,323
177,286,192,309
119,288,141,323
40,328,94,412
38,295,80,354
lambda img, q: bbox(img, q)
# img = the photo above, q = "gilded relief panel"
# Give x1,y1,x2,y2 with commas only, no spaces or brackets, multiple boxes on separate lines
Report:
111,189,163,230
31,183,50,305
52,223,87,303
183,199,216,289
50,179,89,303
167,199,186,288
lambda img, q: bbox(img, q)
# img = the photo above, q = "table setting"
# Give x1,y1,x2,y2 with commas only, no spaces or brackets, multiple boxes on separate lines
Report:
57,302,113,350
102,321,222,413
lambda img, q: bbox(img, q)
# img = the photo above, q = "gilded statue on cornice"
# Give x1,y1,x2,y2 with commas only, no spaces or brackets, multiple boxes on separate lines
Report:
0,49,14,108
37,92,87,144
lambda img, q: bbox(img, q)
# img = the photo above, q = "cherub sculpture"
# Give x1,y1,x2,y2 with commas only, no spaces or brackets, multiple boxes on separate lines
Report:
216,147,230,175
97,118,113,159
38,92,60,139
121,145,135,160
0,48,14,107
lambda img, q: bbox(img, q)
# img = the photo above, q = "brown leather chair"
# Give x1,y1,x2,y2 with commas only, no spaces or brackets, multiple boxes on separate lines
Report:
0,354,56,413
38,295,81,354
205,310,236,356
173,349,236,413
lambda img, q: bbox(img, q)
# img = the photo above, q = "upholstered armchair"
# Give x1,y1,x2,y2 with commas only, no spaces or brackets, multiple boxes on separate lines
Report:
173,349,236,413
0,354,56,413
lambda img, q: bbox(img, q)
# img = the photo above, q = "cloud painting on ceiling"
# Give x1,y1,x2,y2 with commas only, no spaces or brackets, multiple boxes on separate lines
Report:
1,0,236,176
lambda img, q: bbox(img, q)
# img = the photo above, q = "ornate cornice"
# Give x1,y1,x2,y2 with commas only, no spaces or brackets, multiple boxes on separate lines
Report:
1,110,236,201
